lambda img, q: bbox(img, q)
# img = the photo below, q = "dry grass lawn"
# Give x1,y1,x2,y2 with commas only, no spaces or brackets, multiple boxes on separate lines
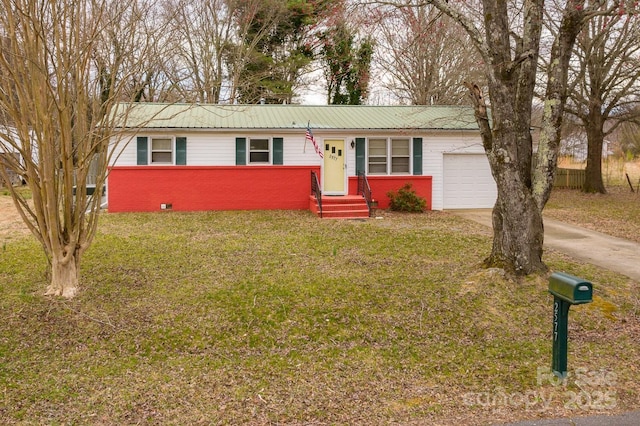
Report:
0,184,638,425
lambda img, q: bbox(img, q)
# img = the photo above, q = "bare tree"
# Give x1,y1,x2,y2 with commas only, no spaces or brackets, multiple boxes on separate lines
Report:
160,0,237,103
371,1,484,105
99,2,175,103
561,5,640,193
392,0,596,276
0,0,156,297
619,117,640,159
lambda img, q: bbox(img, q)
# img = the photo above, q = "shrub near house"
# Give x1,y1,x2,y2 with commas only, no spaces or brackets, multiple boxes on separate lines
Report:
387,183,427,212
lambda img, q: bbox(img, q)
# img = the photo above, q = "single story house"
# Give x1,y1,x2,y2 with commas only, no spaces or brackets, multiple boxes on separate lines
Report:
107,104,497,216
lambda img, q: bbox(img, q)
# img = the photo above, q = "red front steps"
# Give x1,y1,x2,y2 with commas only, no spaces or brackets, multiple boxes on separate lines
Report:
309,195,370,219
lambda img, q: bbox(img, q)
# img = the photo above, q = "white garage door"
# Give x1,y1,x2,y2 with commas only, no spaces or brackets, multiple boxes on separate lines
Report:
443,154,497,209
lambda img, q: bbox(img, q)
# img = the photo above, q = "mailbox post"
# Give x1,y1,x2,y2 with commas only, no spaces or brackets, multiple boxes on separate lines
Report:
548,272,593,378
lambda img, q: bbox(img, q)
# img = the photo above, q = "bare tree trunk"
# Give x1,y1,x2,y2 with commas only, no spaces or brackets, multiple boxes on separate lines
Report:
46,253,80,298
583,114,606,193
489,191,546,275
484,122,546,275
562,10,640,194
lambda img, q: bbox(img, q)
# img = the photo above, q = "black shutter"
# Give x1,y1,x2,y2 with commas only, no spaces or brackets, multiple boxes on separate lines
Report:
413,137,422,175
176,137,187,165
236,137,246,165
273,137,283,165
136,136,148,165
355,138,366,175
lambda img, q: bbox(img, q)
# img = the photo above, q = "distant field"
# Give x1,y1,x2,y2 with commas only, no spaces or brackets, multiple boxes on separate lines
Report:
558,157,640,188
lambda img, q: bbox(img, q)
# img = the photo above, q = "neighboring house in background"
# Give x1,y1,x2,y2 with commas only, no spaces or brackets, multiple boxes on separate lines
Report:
107,104,496,215
0,128,25,187
559,131,615,162
0,151,21,187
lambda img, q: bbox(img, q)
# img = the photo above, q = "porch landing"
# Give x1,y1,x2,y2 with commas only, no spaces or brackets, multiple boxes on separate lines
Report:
309,195,370,219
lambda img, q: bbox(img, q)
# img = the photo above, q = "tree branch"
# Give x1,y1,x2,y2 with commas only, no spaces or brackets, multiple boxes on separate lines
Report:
464,81,492,151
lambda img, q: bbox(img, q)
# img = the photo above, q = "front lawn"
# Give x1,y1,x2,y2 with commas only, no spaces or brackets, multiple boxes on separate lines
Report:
0,209,638,424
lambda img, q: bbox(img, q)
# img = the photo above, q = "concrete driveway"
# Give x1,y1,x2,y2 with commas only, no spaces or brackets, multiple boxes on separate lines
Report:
452,209,640,282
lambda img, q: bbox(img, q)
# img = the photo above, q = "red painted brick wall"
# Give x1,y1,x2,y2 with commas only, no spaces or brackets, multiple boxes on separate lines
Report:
107,166,321,212
348,176,433,210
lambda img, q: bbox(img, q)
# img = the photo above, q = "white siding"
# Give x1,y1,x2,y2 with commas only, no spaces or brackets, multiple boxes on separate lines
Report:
283,134,324,165
423,132,486,210
111,131,325,167
186,134,235,165
110,135,137,166
443,154,497,209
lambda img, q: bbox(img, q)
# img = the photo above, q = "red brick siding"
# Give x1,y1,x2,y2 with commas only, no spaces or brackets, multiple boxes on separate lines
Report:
348,176,432,210
107,166,321,212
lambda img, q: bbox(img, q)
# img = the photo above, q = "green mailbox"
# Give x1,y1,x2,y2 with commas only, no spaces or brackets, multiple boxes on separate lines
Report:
549,272,593,305
548,272,593,378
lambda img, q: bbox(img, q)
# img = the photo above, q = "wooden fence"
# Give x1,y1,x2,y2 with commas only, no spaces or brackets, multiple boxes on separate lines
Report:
554,168,585,189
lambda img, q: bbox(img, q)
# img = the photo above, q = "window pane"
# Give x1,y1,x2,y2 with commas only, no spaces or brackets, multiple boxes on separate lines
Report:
369,164,387,174
152,152,172,163
152,138,172,151
392,157,410,173
250,152,269,163
392,139,410,155
250,139,269,151
369,155,387,173
368,139,387,156
391,139,409,173
368,138,388,174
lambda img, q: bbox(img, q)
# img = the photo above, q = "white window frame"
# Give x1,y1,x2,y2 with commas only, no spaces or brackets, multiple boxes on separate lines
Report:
150,136,174,165
248,137,271,164
367,137,411,175
391,138,410,174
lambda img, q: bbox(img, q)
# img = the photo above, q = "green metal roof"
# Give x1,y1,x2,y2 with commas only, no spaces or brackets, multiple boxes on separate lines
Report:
116,103,479,131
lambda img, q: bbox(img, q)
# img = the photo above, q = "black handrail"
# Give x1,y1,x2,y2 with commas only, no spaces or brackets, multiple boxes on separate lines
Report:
357,172,373,217
311,170,322,218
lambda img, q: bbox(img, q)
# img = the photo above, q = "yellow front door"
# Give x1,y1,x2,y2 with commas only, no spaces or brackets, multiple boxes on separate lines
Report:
323,139,346,194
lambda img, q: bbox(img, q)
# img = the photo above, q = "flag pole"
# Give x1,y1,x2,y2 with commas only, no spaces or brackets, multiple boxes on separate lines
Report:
303,120,309,153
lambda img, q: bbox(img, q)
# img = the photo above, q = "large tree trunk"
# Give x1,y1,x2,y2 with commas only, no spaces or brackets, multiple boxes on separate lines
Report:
465,81,548,277
488,184,546,276
583,114,606,193
45,252,80,299
484,122,547,275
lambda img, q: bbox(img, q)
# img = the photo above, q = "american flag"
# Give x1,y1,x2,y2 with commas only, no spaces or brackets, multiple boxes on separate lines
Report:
306,125,323,159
